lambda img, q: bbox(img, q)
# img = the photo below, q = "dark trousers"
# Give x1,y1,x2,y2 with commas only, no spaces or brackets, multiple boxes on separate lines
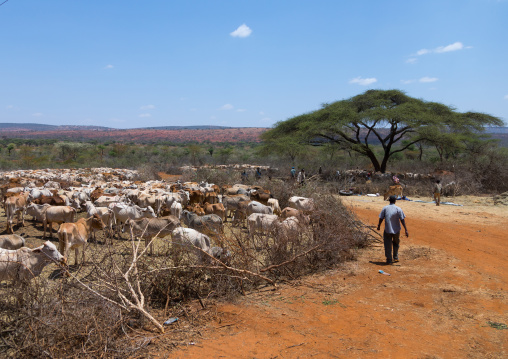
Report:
383,231,400,262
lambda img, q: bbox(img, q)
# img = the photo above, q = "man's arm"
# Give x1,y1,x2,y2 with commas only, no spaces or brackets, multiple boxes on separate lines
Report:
400,218,409,237
377,218,383,231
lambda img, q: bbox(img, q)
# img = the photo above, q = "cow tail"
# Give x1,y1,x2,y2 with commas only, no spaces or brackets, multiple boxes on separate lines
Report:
41,205,49,223
58,230,67,258
5,204,11,231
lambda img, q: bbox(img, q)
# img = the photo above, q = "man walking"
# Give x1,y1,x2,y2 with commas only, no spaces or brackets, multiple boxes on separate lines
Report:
433,180,442,206
297,168,305,185
377,195,409,264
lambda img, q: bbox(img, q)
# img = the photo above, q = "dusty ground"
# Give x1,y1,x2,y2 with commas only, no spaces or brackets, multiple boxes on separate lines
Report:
164,195,508,358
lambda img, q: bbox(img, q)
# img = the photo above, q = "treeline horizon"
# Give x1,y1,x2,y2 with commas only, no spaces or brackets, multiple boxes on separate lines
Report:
1,136,507,194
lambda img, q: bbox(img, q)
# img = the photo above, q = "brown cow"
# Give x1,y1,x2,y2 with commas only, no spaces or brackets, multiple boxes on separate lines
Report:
58,214,105,265
43,206,77,238
383,185,403,201
33,195,66,206
90,188,107,202
232,200,251,225
5,192,29,233
250,190,273,205
186,203,205,216
204,191,218,204
189,190,205,205
203,203,226,221
280,207,310,225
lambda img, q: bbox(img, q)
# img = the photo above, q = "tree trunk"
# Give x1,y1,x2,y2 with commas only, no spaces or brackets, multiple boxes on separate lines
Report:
364,148,381,172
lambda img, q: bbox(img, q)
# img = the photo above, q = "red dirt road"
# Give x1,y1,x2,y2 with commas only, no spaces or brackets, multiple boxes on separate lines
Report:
165,195,507,358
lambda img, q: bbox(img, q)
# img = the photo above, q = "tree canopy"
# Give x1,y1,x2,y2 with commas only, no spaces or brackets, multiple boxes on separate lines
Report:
261,89,504,172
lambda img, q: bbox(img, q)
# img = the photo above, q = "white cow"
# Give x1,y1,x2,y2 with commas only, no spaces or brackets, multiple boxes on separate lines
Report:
6,187,26,194
43,206,77,238
288,196,315,212
163,192,188,210
27,188,53,202
0,241,64,282
85,201,113,239
276,216,300,237
170,201,183,219
94,195,123,207
171,227,212,263
72,190,90,204
247,213,279,235
0,234,26,250
246,201,274,216
136,192,164,215
126,216,181,256
267,198,281,216
25,203,51,223
108,203,156,237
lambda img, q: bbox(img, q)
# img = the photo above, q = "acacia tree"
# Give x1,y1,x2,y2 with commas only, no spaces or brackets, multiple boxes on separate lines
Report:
261,89,503,172
256,136,307,163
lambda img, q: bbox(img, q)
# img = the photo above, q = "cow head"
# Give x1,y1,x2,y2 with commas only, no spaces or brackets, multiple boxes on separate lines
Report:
144,206,156,218
91,214,106,230
37,241,66,264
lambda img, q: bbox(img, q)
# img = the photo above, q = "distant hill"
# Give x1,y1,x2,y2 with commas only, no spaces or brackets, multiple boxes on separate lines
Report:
0,123,235,131
0,123,506,145
0,123,267,143
485,126,508,134
140,125,232,130
0,123,110,131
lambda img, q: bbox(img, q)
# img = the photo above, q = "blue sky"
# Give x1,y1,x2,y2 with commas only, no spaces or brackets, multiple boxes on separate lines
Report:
1,0,506,129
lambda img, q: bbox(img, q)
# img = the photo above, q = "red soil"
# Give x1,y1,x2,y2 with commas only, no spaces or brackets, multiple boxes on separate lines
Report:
163,195,508,358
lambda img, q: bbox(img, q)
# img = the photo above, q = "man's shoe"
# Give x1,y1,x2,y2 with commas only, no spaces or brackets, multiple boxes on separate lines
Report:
393,258,399,263
386,260,393,265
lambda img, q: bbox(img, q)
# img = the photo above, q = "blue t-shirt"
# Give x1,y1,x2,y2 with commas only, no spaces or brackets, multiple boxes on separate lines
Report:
379,204,406,234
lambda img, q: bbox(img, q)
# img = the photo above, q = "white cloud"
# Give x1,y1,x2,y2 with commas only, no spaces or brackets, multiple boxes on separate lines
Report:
415,42,469,56
435,42,464,53
140,104,155,110
419,77,438,83
236,109,246,112
220,104,234,110
6,105,15,109
416,49,430,56
32,112,43,117
259,111,265,116
401,79,415,84
139,113,151,118
104,64,114,69
230,24,252,38
189,108,197,112
210,116,217,120
504,94,508,100
260,117,271,123
406,58,417,64
349,76,377,86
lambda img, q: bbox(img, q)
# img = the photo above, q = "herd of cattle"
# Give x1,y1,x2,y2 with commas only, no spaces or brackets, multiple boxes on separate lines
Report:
0,168,316,287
